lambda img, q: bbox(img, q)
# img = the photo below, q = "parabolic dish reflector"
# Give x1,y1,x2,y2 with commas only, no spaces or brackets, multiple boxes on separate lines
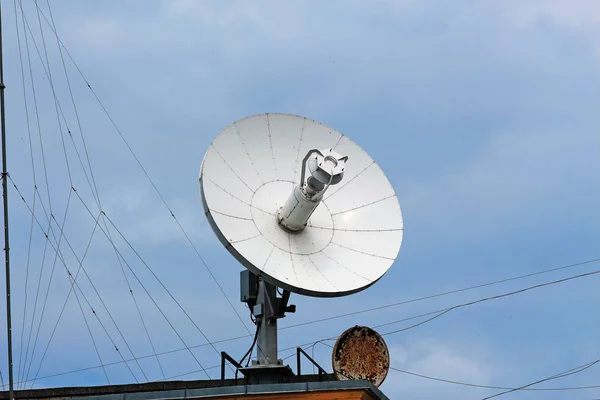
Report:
199,113,403,297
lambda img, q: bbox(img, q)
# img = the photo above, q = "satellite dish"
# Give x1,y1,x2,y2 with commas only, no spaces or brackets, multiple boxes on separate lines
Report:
332,326,390,387
199,113,403,297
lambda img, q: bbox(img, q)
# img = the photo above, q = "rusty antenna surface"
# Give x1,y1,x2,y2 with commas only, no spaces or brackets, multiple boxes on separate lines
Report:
332,326,390,387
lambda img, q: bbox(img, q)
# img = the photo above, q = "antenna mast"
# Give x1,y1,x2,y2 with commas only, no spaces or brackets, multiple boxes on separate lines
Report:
0,1,14,399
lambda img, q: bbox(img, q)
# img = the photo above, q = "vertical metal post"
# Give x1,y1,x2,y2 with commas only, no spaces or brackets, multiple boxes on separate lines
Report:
296,348,301,376
0,1,13,399
220,353,226,383
256,279,278,365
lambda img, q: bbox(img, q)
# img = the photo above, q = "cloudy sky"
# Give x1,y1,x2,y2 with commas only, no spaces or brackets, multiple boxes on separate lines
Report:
0,1,599,399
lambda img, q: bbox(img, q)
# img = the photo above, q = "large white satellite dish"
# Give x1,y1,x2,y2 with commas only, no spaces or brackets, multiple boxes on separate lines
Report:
199,113,403,297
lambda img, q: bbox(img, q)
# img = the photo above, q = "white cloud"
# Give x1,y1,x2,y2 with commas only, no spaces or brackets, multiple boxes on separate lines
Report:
500,0,600,27
402,125,600,240
69,17,126,50
385,338,494,399
99,185,211,246
164,0,266,27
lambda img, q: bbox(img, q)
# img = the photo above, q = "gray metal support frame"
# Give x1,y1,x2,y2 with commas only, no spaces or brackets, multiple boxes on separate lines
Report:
256,279,278,365
237,274,297,383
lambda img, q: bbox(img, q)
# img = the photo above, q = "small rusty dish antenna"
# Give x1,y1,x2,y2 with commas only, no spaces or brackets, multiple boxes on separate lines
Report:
332,326,390,387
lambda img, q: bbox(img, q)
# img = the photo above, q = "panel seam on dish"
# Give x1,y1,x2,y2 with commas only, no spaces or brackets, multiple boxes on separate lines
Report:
330,242,395,260
206,175,274,215
292,117,306,184
230,233,262,245
262,245,276,275
234,121,265,185
266,113,279,181
307,254,337,290
324,161,376,201
204,175,253,206
329,194,397,216
210,143,256,193
210,209,254,221
249,181,288,215
288,235,300,287
309,226,403,232
319,248,371,282
332,133,344,150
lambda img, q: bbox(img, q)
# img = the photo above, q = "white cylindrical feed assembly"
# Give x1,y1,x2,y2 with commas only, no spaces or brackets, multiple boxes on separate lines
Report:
277,148,347,232
277,184,320,232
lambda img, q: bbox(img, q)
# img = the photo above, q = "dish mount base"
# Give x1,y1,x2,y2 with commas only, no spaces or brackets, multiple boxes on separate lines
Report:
238,364,295,385
240,271,296,383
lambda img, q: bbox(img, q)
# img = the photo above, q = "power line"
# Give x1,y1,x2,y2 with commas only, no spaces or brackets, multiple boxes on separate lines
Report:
46,213,147,383
16,4,78,385
8,178,143,385
103,208,237,375
284,270,600,373
16,256,600,384
11,0,37,389
17,8,252,379
38,2,161,381
16,193,140,385
31,2,253,338
381,268,600,336
70,187,215,379
67,273,111,385
390,366,600,392
14,2,53,387
481,359,600,399
16,3,158,382
23,189,72,388
159,345,600,394
303,333,600,394
27,209,106,386
280,257,600,331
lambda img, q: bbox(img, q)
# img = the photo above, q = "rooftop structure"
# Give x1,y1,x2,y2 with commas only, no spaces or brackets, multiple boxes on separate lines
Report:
0,378,389,400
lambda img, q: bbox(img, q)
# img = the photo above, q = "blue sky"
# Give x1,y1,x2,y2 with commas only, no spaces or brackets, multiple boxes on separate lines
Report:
0,1,599,399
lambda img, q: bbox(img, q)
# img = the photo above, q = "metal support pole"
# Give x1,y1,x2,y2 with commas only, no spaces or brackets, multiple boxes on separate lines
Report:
256,279,278,365
296,348,301,376
0,1,13,399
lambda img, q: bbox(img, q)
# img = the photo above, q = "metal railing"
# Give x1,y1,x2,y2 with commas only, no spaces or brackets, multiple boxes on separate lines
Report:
296,347,333,381
220,352,245,384
220,348,333,384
